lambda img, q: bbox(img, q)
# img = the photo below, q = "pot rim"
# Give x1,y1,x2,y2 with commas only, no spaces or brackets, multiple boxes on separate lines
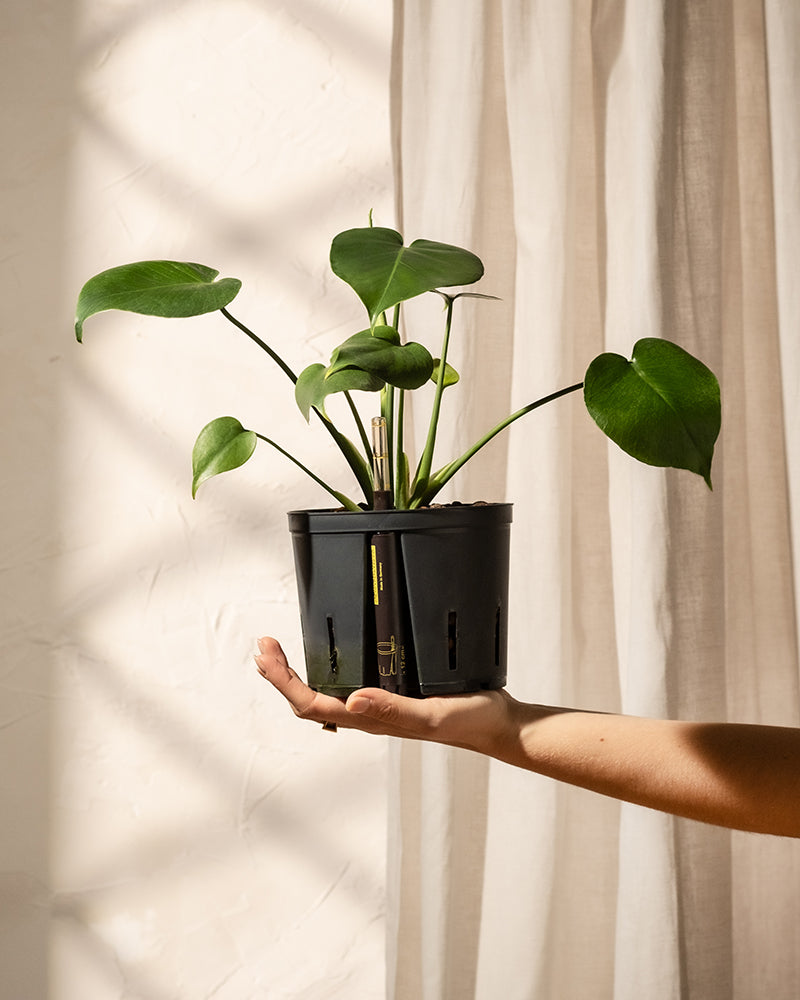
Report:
287,502,513,535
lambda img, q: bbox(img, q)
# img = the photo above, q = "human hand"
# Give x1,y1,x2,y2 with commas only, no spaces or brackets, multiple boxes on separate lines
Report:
255,636,519,756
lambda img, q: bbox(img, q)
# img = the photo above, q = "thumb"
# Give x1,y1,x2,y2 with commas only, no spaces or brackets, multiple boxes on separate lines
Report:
345,690,389,716
345,689,422,730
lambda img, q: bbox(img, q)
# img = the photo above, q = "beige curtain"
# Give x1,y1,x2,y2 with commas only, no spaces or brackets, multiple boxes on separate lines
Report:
388,2,800,997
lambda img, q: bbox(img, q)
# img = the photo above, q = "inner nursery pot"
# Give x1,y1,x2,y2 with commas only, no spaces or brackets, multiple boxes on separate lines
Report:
288,502,512,697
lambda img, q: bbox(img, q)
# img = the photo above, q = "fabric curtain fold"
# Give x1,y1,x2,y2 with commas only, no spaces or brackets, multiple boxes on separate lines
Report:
388,1,800,997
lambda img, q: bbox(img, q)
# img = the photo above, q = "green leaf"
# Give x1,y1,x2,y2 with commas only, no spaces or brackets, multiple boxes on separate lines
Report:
431,358,460,387
75,261,242,341
330,227,484,324
295,362,384,421
328,325,399,368
191,416,257,498
584,338,721,488
327,326,434,389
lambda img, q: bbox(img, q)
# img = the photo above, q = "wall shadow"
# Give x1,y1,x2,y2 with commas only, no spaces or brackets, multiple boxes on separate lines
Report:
0,1,79,997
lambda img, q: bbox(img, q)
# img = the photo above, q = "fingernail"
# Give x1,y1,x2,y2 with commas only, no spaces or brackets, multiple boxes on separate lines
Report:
254,655,266,675
347,695,371,714
256,637,267,653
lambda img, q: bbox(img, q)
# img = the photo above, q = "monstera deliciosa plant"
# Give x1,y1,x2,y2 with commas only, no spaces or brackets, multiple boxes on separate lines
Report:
74,225,721,508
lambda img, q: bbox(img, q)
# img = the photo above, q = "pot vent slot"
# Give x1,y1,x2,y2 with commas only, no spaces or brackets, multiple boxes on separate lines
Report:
447,611,458,671
495,605,502,666
326,616,338,674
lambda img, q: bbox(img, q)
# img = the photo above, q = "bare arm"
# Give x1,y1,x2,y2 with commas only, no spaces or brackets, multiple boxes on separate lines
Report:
255,637,800,838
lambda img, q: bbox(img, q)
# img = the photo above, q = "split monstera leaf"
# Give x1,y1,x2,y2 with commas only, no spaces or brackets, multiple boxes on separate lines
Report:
75,226,720,508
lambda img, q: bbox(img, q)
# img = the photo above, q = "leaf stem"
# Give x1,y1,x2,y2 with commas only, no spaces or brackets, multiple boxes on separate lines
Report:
221,307,297,383
344,391,372,464
312,414,374,503
381,384,395,495
411,381,585,507
395,388,407,507
254,433,361,511
411,295,455,496
381,304,401,497
221,306,372,503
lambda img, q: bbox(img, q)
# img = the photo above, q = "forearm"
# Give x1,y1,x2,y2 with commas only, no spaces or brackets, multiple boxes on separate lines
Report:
490,701,800,837
256,637,800,837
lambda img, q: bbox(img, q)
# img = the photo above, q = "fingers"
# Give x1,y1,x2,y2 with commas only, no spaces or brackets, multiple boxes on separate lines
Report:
254,637,393,733
254,636,437,737
254,636,509,750
254,637,343,724
254,637,309,710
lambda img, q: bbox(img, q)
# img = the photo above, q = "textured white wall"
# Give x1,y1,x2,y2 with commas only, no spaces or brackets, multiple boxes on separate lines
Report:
2,1,394,997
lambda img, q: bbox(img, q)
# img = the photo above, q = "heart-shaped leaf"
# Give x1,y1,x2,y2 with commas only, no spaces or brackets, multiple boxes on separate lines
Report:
330,228,484,324
584,338,721,488
430,358,460,387
75,261,242,341
329,324,400,360
295,362,384,421
191,416,257,498
327,326,434,389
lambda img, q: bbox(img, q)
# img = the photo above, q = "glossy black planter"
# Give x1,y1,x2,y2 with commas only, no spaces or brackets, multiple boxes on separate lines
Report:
288,503,512,696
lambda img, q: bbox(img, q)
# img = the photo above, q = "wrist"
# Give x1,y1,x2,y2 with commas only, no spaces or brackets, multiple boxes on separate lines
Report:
492,700,570,770
472,693,547,766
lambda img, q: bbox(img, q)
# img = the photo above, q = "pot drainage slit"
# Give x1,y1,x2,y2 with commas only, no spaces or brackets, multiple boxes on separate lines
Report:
326,616,338,674
448,611,458,670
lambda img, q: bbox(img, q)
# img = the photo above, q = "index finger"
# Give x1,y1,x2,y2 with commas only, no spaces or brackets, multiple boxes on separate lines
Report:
256,636,442,736
255,637,346,722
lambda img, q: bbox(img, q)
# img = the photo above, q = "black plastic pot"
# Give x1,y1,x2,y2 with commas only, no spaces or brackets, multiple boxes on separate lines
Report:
288,503,512,696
